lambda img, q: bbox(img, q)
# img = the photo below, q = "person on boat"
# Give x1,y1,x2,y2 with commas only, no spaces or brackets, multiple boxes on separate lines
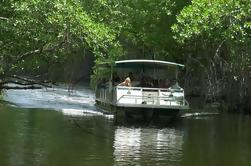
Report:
118,72,133,87
159,79,171,88
140,75,154,87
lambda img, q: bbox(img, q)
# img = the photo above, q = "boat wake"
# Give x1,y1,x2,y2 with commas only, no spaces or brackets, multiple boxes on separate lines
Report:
181,112,220,118
61,108,113,118
3,84,111,118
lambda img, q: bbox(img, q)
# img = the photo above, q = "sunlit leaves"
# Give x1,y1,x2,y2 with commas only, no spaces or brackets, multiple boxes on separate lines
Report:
172,0,251,100
15,0,117,55
172,0,251,45
0,0,123,76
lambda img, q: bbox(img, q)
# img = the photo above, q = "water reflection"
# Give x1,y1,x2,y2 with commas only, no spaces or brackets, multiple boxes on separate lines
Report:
113,126,184,165
0,106,115,166
2,84,251,166
62,108,103,116
0,107,49,166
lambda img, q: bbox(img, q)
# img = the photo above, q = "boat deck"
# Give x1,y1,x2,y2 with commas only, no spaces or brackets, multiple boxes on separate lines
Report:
96,86,189,110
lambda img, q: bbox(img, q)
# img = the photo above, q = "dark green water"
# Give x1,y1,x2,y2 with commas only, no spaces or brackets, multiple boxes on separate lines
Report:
1,87,251,166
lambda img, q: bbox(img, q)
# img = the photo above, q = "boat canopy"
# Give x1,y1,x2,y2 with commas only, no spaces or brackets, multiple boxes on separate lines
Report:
99,59,184,69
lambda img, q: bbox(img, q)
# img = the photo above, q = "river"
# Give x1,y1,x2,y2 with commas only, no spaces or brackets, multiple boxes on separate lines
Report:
0,85,251,166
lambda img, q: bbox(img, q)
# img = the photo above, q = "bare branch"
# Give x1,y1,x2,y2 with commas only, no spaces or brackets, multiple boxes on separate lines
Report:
17,48,43,60
214,40,230,67
4,75,53,88
215,40,226,57
17,41,65,61
0,16,8,20
1,86,42,90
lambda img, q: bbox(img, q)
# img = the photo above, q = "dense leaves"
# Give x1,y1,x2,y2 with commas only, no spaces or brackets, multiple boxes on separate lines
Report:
172,0,251,106
172,0,250,76
0,0,119,75
172,0,250,45
1,0,188,76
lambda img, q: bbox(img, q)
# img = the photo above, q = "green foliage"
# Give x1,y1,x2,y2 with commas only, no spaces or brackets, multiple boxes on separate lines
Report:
88,0,189,85
116,0,186,58
0,0,120,75
172,0,251,103
82,0,189,59
172,0,250,45
172,0,251,70
1,0,191,87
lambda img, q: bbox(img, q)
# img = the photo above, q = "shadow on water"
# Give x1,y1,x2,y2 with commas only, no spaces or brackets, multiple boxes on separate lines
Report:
114,115,181,128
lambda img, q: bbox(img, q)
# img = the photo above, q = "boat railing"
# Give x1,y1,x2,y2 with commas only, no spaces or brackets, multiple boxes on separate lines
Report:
116,86,189,107
117,94,170,102
117,94,188,106
116,86,184,92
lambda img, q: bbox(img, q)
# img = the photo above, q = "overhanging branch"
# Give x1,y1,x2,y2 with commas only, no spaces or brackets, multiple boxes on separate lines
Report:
17,40,65,61
0,16,8,20
1,86,42,90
